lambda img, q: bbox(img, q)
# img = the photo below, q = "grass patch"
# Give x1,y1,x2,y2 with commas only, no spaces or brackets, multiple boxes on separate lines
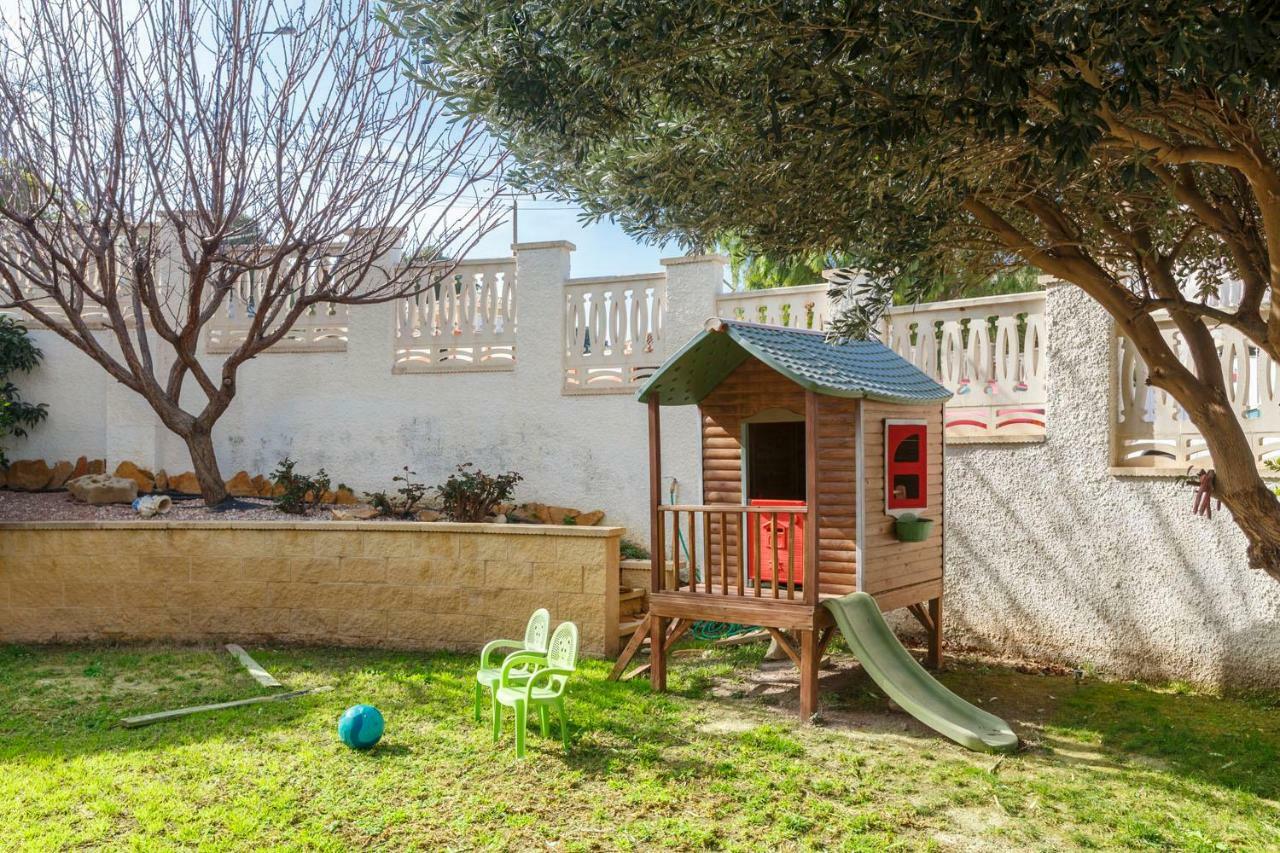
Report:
0,642,1276,850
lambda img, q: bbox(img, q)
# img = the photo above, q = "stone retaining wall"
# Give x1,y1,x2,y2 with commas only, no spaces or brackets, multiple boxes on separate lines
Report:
0,522,623,656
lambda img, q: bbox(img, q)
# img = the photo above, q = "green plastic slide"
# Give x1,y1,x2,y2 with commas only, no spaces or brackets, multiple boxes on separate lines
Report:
822,592,1019,753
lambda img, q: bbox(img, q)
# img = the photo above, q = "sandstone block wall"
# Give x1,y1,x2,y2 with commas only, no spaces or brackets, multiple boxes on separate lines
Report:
0,522,622,656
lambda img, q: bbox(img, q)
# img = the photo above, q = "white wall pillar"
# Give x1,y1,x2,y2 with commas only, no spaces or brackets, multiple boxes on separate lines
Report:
660,253,727,337
656,254,728,510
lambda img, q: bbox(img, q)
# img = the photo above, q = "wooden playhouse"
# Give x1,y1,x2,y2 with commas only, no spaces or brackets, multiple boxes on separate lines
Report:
623,318,952,718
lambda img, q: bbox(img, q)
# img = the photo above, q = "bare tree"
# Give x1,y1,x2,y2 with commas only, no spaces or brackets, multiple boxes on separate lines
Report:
0,0,506,503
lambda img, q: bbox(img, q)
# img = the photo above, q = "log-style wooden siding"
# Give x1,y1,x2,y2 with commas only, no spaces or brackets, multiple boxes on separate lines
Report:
858,400,945,607
698,358,859,596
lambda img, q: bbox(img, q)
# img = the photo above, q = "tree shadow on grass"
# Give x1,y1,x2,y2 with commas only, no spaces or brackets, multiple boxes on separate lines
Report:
5,642,1278,805
1045,678,1280,801
647,639,1280,802
0,644,723,785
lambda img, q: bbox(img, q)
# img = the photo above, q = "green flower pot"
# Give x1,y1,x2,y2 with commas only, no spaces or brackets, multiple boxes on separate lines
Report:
894,513,934,542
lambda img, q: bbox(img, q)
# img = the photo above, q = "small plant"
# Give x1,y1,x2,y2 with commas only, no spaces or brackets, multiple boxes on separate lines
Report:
436,463,522,522
620,538,650,561
369,466,433,519
0,316,48,469
270,456,330,515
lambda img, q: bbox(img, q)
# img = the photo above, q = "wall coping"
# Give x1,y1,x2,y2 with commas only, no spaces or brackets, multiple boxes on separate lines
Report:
512,240,577,252
0,520,626,536
660,253,730,267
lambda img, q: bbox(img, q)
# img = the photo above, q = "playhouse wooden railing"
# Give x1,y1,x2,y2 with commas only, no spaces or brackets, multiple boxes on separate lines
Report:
654,504,814,603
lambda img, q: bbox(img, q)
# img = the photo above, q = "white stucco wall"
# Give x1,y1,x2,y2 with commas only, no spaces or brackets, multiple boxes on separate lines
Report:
10,258,1280,690
8,242,709,538
944,284,1280,690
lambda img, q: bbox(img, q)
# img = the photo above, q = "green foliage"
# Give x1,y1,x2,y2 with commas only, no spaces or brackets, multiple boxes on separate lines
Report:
391,0,1280,334
269,456,331,515
369,466,433,519
720,235,846,291
0,316,48,468
620,538,649,561
436,463,522,522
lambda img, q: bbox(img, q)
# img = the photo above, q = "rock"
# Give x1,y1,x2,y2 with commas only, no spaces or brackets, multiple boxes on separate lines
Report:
114,461,155,493
47,460,75,490
416,509,443,522
331,506,380,521
169,471,202,495
576,510,605,526
225,470,257,497
333,487,359,505
319,490,336,504
764,634,792,662
70,456,90,479
153,469,169,492
255,476,276,498
87,458,106,475
538,504,591,525
250,474,267,496
5,459,53,491
508,503,544,524
492,513,508,524
67,474,138,505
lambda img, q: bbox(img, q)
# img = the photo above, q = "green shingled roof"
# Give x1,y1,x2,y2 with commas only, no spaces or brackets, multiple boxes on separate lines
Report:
637,319,952,406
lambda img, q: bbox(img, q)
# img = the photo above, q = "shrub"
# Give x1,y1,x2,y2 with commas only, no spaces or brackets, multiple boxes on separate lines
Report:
437,463,521,522
0,316,47,468
369,466,433,519
620,538,649,561
270,456,331,515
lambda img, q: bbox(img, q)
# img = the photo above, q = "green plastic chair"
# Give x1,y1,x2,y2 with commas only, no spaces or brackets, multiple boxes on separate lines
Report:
491,621,579,758
474,608,551,722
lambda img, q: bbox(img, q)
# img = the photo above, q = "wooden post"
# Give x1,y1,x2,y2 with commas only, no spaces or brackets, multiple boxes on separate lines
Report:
650,615,668,692
799,628,820,719
927,596,943,670
648,394,663,594
804,391,819,606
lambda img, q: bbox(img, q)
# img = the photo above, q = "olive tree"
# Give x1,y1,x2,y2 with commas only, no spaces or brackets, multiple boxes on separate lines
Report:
0,0,506,503
393,0,1280,577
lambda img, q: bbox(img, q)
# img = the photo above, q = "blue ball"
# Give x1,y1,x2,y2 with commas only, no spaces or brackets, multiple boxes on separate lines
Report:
338,704,384,750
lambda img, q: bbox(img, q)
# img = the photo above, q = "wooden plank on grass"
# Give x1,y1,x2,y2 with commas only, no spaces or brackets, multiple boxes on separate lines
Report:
225,644,282,687
121,686,332,729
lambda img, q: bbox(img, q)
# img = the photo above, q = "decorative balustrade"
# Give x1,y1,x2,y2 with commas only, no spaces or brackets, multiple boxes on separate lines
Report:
207,255,350,354
393,258,516,373
563,273,667,394
714,284,831,330
0,231,137,329
1115,317,1280,470
884,292,1048,442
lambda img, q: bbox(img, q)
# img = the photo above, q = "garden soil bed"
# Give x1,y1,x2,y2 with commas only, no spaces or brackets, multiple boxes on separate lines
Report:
0,489,396,523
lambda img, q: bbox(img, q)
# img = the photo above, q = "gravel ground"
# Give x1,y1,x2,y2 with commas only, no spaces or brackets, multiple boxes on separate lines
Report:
0,489,387,523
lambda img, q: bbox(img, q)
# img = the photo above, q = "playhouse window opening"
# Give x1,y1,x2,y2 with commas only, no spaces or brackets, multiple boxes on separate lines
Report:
746,420,806,502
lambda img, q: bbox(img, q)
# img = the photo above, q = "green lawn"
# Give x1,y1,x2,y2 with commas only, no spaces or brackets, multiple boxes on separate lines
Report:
1,641,1277,851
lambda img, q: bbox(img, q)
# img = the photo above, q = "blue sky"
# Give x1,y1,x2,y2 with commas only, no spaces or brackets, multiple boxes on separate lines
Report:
469,195,670,279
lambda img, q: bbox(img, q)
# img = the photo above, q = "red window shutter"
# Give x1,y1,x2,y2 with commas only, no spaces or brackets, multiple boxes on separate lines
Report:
886,422,928,511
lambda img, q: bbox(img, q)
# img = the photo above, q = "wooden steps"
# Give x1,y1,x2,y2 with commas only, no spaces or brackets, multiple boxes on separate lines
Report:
618,617,646,637
618,586,647,638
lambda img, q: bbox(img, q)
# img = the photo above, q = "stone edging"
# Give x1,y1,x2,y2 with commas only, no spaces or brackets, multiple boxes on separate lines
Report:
0,520,626,536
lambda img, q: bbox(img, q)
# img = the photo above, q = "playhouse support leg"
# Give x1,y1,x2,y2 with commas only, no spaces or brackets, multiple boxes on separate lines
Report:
650,616,668,692
799,629,820,720
927,596,943,670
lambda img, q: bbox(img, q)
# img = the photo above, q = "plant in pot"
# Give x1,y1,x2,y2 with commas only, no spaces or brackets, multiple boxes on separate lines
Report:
894,513,934,542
